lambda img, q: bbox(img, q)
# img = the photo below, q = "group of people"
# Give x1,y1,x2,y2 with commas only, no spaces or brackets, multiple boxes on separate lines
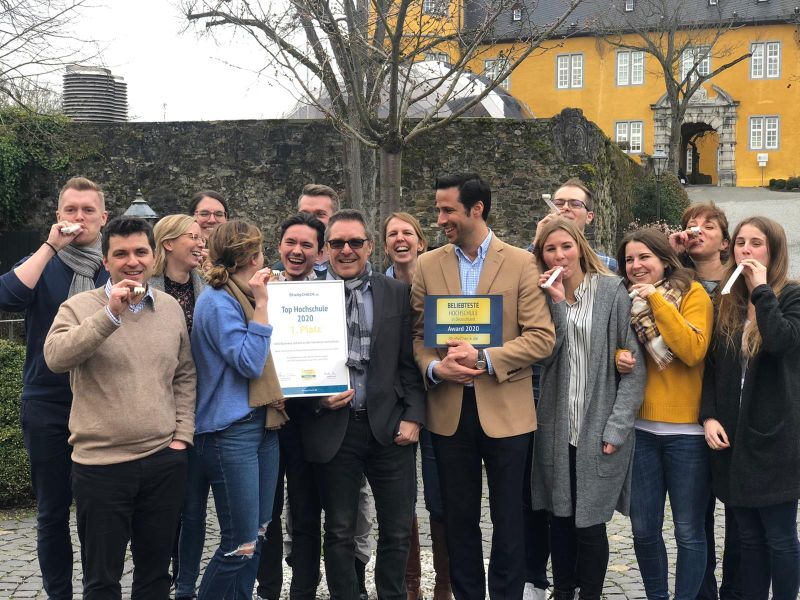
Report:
1,172,798,600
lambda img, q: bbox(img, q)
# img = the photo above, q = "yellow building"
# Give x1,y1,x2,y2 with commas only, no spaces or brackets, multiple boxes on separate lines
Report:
421,0,799,187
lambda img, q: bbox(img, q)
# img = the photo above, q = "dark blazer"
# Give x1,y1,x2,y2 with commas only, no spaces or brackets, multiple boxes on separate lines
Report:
701,283,800,507
302,273,426,464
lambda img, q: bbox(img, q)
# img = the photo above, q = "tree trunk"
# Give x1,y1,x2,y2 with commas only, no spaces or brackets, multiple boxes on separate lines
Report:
379,145,403,219
342,136,364,210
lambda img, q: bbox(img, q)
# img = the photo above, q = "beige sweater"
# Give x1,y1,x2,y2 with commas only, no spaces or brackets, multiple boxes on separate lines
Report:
44,287,196,465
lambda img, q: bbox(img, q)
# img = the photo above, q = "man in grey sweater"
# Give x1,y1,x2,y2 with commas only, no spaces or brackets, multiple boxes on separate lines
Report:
44,216,196,600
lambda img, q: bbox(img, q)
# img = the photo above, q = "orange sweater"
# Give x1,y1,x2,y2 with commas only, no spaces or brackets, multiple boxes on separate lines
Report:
638,281,713,424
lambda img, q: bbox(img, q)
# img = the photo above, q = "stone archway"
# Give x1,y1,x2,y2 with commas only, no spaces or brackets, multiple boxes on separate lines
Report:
651,85,739,186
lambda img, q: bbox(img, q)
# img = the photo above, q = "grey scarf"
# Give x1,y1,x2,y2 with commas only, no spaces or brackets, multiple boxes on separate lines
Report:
57,240,104,298
330,264,372,372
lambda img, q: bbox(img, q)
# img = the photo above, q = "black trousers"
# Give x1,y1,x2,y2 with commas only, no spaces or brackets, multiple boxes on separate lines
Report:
697,493,743,600
21,397,74,600
257,415,323,600
72,447,188,600
432,388,531,600
315,417,415,600
548,444,609,600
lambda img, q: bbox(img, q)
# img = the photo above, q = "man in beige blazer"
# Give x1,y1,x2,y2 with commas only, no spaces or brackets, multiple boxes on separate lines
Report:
411,173,555,600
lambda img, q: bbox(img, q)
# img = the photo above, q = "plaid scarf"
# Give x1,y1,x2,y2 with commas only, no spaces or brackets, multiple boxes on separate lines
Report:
630,279,685,370
330,264,372,373
58,239,104,298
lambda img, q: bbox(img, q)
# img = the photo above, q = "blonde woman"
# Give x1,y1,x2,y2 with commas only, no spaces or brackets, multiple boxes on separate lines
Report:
532,219,645,600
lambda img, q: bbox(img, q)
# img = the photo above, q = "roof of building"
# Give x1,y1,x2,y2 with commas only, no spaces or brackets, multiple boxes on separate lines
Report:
465,0,799,41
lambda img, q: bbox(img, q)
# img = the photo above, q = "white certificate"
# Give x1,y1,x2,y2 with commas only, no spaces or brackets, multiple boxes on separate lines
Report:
267,279,350,398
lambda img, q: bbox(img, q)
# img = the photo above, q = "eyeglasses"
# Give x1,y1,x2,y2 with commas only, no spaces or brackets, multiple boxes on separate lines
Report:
181,233,205,242
553,199,588,210
328,238,369,250
195,210,227,219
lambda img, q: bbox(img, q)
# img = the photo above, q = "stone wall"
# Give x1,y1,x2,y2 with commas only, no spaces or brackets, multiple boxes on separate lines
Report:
13,109,641,263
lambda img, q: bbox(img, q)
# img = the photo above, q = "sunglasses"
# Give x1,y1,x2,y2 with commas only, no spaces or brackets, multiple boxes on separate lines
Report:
328,238,369,250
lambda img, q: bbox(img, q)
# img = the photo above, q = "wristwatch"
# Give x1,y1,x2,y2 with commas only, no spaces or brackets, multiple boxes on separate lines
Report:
475,349,487,370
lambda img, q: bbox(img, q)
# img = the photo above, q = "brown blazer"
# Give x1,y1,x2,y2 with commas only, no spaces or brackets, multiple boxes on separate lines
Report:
410,234,555,438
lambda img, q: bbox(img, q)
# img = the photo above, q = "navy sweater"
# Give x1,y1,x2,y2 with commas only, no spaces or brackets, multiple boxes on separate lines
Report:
0,255,109,404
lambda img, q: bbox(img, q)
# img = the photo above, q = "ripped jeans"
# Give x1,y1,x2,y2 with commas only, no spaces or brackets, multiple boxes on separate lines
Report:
196,408,280,600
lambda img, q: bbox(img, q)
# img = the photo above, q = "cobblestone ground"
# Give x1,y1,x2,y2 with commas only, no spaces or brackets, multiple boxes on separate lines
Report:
0,461,733,600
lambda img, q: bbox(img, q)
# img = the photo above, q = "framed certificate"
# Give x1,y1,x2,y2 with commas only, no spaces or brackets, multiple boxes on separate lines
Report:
267,279,350,397
423,294,503,348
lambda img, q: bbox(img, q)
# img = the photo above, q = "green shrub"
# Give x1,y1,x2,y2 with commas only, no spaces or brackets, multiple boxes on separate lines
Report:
0,339,32,507
771,178,787,190
631,172,690,228
787,176,800,191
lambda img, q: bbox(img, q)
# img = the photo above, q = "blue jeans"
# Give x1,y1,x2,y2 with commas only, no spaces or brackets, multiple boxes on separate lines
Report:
731,500,800,600
175,444,211,598
196,409,280,600
630,431,710,600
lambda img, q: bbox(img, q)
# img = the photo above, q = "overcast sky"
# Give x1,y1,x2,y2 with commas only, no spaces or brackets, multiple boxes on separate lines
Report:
69,0,298,121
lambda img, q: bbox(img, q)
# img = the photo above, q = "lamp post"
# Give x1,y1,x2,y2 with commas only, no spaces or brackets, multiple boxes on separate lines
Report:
652,149,668,222
123,189,159,223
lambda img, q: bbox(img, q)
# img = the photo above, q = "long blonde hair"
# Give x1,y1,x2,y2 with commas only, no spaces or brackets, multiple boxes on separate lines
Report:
533,218,612,276
716,216,790,358
153,214,197,276
205,220,264,289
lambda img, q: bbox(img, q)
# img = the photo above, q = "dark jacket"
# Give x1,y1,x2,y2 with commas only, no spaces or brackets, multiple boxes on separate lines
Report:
700,283,800,507
302,273,425,464
0,255,108,403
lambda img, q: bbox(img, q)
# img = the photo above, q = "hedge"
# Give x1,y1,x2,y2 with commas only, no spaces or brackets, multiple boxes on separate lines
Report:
631,172,690,228
0,339,32,507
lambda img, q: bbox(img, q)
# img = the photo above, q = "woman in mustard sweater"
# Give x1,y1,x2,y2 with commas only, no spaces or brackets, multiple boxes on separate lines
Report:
616,228,714,600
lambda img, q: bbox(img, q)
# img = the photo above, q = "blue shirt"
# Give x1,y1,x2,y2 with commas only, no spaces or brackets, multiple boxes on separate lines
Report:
327,271,373,410
191,287,274,433
0,254,109,402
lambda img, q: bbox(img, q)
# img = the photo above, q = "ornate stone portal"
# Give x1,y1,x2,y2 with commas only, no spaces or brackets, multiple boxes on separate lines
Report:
651,85,739,186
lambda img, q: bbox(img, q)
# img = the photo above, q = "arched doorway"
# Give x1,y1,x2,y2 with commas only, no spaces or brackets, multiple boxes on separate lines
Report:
652,85,738,186
682,123,720,185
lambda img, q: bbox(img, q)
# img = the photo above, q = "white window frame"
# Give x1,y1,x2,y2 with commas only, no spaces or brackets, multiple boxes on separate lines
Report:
617,50,644,85
681,46,711,82
751,42,780,79
426,52,449,63
423,0,447,16
615,120,643,154
709,0,717,5
625,0,634,11
512,6,522,21
484,58,510,90
750,116,779,150
556,54,584,89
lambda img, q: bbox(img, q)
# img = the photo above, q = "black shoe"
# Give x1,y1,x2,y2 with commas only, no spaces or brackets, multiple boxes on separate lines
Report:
355,557,368,600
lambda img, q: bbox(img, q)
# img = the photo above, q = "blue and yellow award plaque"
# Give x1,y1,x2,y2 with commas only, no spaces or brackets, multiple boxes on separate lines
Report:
423,295,503,348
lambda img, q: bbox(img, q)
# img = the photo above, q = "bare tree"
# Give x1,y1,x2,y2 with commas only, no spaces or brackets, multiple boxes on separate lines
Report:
182,0,582,218
1,0,94,110
597,0,751,173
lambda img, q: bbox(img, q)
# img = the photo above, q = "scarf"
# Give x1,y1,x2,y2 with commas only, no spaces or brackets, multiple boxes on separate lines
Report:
223,277,289,430
329,264,372,373
58,239,104,298
630,279,685,370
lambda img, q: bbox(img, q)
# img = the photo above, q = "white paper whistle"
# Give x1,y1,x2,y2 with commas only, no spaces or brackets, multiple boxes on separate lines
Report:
540,266,563,289
542,193,559,213
720,263,745,296
687,226,701,238
132,286,146,295
629,289,639,299
60,224,81,234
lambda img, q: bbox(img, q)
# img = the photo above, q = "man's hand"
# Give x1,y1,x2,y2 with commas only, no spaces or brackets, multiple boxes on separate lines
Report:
394,420,421,446
616,350,636,374
433,353,484,384
532,212,559,247
47,220,82,251
704,418,730,450
168,440,188,450
320,389,355,410
447,339,479,368
107,279,145,318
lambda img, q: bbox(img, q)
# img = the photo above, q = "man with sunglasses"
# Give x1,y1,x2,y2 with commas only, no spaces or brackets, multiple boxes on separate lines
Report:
300,209,425,600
